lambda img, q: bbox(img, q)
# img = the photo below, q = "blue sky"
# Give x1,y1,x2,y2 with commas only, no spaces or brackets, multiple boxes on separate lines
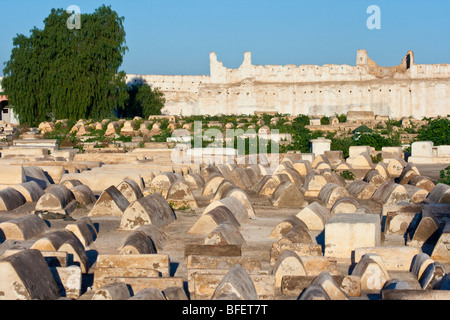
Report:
0,0,449,76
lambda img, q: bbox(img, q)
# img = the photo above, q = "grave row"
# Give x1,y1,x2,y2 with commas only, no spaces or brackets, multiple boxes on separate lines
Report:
0,147,449,300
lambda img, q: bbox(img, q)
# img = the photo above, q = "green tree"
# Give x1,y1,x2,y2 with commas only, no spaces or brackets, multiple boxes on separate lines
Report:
125,83,165,119
293,115,310,128
330,136,353,158
416,117,450,146
354,132,401,151
278,115,319,153
2,5,128,126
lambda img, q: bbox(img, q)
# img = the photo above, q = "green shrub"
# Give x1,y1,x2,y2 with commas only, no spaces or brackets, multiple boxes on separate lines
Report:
354,132,401,151
159,119,170,131
387,119,402,127
340,170,355,180
320,117,330,125
114,135,132,143
439,166,450,185
151,128,172,143
262,114,274,126
416,117,450,146
133,119,145,130
293,115,310,128
83,136,106,143
330,136,353,158
371,154,383,164
336,114,347,123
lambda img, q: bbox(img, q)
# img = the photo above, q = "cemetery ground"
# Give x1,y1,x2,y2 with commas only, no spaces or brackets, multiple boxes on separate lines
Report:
0,114,449,301
0,161,448,300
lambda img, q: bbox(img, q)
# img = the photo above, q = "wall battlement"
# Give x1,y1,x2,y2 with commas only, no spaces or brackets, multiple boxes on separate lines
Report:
209,49,449,83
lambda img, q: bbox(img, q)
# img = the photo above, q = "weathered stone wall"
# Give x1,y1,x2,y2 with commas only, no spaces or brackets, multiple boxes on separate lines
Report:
126,50,450,119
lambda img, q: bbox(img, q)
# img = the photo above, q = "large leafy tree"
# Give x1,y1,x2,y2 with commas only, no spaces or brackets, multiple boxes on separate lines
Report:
2,5,129,126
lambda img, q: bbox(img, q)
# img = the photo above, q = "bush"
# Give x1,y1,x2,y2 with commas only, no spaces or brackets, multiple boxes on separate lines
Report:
293,115,310,128
387,119,402,127
262,114,274,126
159,119,170,131
330,136,353,158
151,129,172,143
416,117,450,146
340,170,355,180
133,119,145,130
371,154,383,164
320,117,330,125
439,166,450,185
114,135,132,143
354,133,401,151
336,114,347,123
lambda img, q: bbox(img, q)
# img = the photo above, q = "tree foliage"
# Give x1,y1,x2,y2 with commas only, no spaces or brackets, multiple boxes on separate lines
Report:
330,136,353,158
354,132,401,150
320,116,330,125
2,5,129,126
118,83,165,119
416,117,450,146
439,166,450,186
336,113,347,123
281,115,323,153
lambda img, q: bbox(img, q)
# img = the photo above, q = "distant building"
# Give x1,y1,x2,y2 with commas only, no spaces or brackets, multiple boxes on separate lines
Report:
0,77,19,124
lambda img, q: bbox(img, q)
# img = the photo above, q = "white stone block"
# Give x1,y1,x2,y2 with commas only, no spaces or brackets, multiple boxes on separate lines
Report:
382,147,404,159
411,141,433,157
437,145,450,157
324,214,381,259
310,137,331,156
349,146,372,158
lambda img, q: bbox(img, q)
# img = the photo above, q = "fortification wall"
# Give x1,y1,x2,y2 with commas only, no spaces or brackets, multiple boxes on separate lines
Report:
209,52,374,84
126,74,209,93
127,50,450,119
170,78,449,119
408,64,450,79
